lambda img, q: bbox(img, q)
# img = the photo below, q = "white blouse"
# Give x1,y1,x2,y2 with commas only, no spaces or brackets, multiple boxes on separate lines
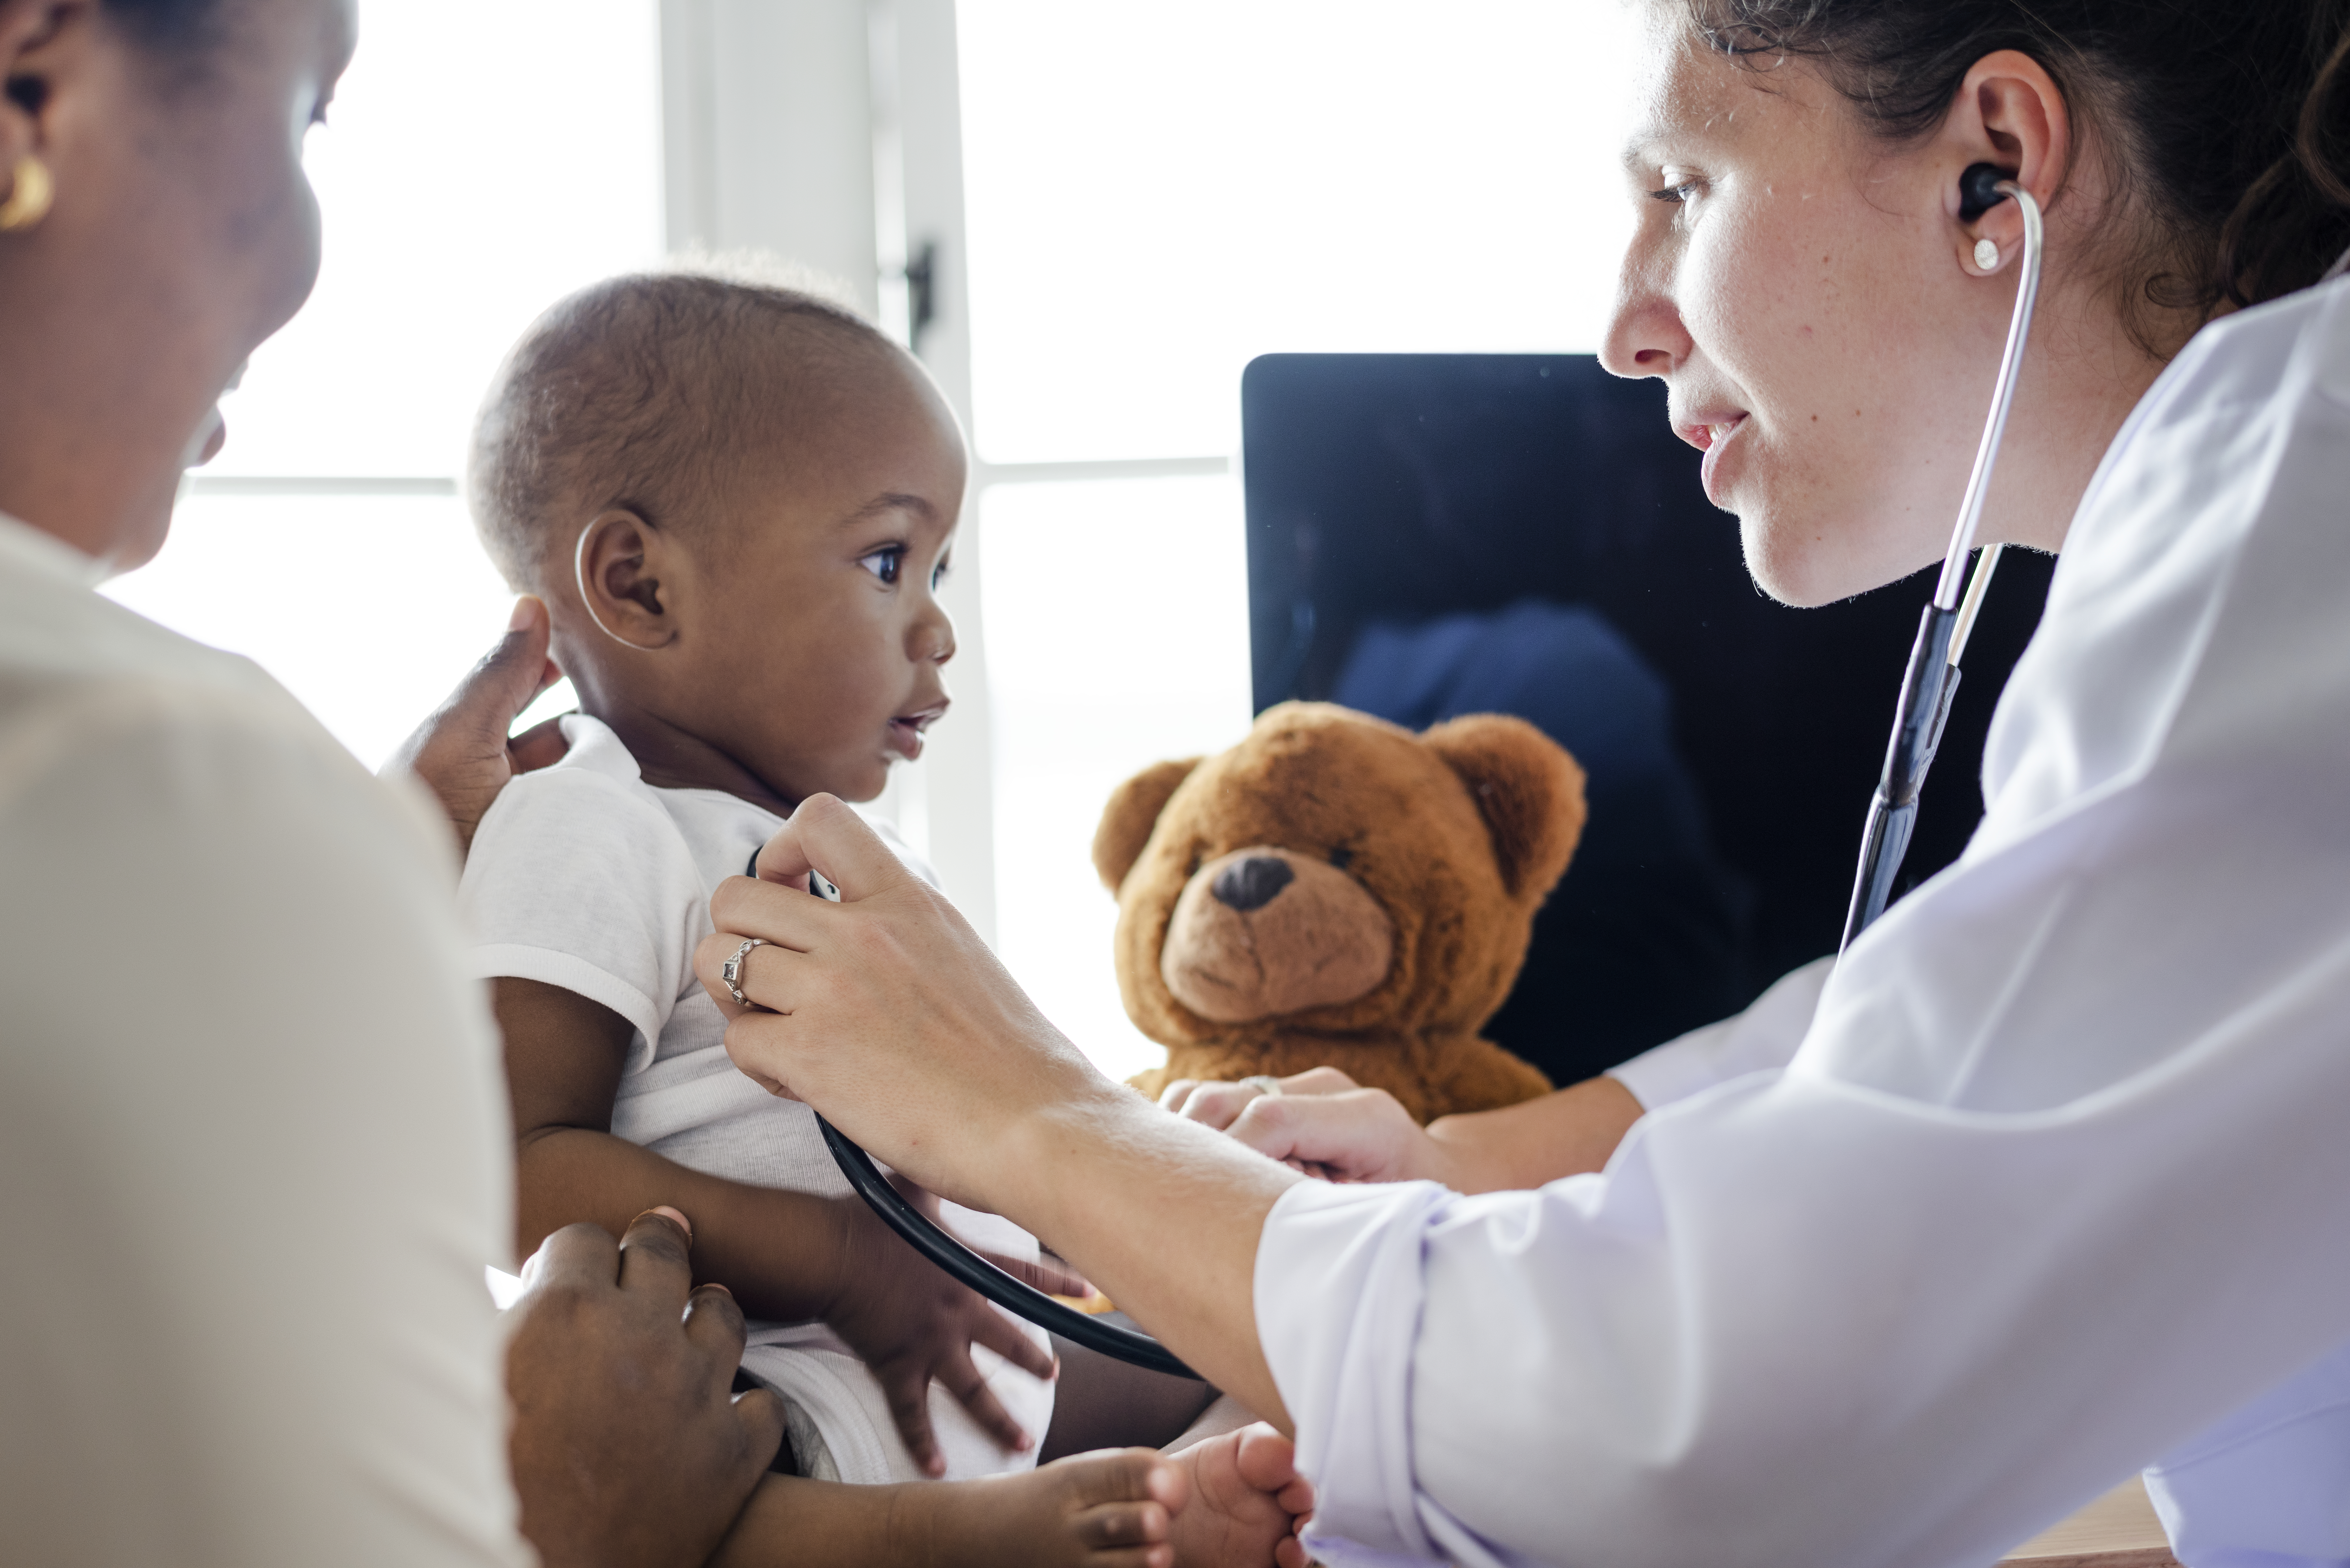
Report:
0,513,528,1565
1255,277,2350,1567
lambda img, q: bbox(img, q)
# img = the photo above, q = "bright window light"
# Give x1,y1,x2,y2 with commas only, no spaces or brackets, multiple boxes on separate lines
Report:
981,476,1255,1082
957,0,1641,464
102,492,563,770
209,0,665,479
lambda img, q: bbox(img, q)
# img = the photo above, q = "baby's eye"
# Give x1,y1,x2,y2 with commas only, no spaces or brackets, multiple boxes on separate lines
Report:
931,552,952,591
859,546,905,585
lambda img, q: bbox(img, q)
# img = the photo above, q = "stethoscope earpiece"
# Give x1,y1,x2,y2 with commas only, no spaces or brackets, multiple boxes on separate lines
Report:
1958,162,2015,224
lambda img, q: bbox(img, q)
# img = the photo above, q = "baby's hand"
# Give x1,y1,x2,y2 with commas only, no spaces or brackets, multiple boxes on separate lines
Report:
820,1192,1080,1476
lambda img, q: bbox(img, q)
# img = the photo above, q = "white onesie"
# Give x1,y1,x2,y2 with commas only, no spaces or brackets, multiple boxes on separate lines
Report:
458,714,1053,1484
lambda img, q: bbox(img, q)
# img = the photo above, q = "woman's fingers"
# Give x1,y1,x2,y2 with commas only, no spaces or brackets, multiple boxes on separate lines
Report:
749,793,918,898
615,1206,699,1302
683,1282,748,1361
1278,1065,1361,1096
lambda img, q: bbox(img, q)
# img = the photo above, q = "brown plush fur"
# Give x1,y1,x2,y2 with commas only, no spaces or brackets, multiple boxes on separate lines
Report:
1092,702,1587,1123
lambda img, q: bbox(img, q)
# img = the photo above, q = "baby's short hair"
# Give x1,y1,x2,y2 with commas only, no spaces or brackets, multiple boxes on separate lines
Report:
469,257,897,590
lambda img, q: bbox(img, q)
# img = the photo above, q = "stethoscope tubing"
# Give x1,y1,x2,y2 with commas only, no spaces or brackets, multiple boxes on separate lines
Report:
1842,175,2044,951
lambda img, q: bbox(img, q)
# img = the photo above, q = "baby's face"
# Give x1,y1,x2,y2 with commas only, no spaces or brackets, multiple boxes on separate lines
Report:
665,353,967,807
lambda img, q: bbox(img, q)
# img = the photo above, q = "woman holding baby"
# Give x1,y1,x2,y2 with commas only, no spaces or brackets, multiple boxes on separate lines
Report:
5,1,2348,1567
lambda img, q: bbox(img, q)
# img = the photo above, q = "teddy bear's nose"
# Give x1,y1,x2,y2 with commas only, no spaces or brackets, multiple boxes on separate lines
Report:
1212,855,1295,913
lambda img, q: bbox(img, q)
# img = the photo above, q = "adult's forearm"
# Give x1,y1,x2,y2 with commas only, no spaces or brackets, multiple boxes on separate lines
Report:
1423,1074,1644,1194
998,1087,1304,1430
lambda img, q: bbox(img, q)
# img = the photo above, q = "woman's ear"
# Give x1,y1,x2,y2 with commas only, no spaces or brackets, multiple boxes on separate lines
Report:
1092,757,1202,893
0,2,82,179
573,509,678,651
1421,714,1587,901
1942,49,2074,273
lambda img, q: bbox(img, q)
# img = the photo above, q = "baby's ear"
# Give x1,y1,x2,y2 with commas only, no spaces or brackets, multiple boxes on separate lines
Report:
1092,758,1203,893
1421,715,1587,900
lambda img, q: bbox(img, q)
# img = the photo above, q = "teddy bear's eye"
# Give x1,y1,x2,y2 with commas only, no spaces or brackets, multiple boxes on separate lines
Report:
1329,847,1355,872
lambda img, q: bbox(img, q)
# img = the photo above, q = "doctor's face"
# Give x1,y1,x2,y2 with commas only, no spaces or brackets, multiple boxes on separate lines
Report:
1600,13,2025,606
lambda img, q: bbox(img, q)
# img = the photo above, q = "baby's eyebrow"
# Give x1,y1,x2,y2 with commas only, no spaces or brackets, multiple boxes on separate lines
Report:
840,492,937,528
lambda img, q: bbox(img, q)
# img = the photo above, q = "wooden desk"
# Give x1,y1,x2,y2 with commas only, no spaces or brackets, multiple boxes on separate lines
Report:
1999,1478,2178,1568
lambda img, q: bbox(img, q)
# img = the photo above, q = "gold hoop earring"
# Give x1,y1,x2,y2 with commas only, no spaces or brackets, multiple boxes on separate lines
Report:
0,154,54,233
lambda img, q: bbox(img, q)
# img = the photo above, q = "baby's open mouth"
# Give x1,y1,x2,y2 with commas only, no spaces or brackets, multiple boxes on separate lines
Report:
886,702,948,761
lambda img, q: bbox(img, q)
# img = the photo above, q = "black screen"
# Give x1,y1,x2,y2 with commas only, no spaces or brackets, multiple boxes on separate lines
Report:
1240,352,2051,1086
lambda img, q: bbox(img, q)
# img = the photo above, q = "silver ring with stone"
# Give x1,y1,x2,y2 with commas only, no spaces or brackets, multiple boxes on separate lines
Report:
721,937,767,1006
1239,1075,1284,1098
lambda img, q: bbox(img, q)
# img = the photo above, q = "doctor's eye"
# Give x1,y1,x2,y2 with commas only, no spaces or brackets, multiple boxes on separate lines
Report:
1648,180,1702,206
859,545,906,585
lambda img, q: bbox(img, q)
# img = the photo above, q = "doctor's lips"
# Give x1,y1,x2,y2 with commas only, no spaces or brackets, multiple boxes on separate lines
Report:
1678,409,1750,501
886,700,948,760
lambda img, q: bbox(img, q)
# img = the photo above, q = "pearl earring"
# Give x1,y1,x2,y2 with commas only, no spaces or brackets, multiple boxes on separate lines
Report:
1974,238,2000,272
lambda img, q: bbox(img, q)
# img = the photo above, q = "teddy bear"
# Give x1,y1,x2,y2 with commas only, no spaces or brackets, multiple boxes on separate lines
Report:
1091,700,1587,1124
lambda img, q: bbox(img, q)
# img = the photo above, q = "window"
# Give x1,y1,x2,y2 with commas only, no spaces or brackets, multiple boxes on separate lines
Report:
104,0,665,765
950,0,1641,1073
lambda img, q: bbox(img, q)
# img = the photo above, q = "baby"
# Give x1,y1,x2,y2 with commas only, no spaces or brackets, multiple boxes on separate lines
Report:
458,265,1308,1567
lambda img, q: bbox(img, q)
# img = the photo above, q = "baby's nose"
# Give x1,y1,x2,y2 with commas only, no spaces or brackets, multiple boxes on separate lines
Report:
1211,855,1294,913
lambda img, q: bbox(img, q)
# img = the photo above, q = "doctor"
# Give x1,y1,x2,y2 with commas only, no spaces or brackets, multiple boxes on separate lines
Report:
647,0,2350,1563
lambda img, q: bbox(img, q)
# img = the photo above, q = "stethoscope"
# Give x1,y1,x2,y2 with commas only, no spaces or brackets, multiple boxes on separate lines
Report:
1840,163,2043,950
815,164,2046,1378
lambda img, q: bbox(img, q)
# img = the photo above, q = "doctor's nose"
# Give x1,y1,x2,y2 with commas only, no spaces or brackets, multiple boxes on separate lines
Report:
1600,271,1691,382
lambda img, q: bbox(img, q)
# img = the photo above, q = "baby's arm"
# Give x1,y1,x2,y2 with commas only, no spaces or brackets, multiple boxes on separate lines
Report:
497,976,1067,1472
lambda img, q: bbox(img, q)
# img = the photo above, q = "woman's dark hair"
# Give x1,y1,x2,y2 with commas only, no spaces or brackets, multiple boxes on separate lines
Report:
1684,0,2350,337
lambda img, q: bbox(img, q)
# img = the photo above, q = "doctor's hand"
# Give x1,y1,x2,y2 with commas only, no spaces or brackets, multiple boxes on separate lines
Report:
385,595,571,855
1165,1069,1451,1185
506,1208,784,1568
695,793,1108,1214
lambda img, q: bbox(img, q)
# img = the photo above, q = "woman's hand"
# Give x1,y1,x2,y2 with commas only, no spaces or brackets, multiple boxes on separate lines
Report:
1164,1068,1456,1186
505,1208,784,1568
818,1193,1084,1475
383,596,571,854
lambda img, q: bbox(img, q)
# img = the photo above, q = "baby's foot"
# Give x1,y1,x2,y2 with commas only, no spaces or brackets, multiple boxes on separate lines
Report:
1164,1423,1315,1568
899,1446,1185,1568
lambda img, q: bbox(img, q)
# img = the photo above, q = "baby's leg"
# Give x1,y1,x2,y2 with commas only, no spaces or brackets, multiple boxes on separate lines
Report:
709,1449,1184,1568
1040,1332,1223,1461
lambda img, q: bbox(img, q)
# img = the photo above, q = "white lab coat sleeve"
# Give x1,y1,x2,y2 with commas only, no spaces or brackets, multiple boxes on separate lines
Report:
1255,278,2350,1567
1604,955,1834,1111
0,677,528,1566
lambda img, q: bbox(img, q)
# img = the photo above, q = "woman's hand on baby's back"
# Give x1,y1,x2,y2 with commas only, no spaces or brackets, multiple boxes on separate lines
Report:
817,1193,1077,1475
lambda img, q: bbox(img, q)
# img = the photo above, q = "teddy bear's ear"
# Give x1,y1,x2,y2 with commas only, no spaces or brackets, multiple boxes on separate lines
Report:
1092,757,1204,893
1421,715,1588,901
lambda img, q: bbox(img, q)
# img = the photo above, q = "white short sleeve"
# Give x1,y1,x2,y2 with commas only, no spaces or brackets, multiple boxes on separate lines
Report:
460,760,705,1074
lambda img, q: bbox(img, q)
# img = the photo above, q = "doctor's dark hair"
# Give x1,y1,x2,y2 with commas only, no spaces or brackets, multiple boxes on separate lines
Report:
1681,0,2350,332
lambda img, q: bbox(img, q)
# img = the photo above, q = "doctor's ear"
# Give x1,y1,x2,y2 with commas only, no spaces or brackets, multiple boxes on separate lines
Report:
1941,48,2074,273
573,509,679,652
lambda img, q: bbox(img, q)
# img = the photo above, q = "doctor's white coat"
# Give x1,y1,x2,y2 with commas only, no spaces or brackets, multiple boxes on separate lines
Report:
1253,277,2350,1566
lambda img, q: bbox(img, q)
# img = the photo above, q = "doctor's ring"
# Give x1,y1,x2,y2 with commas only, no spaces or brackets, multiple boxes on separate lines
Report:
721,937,768,1007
